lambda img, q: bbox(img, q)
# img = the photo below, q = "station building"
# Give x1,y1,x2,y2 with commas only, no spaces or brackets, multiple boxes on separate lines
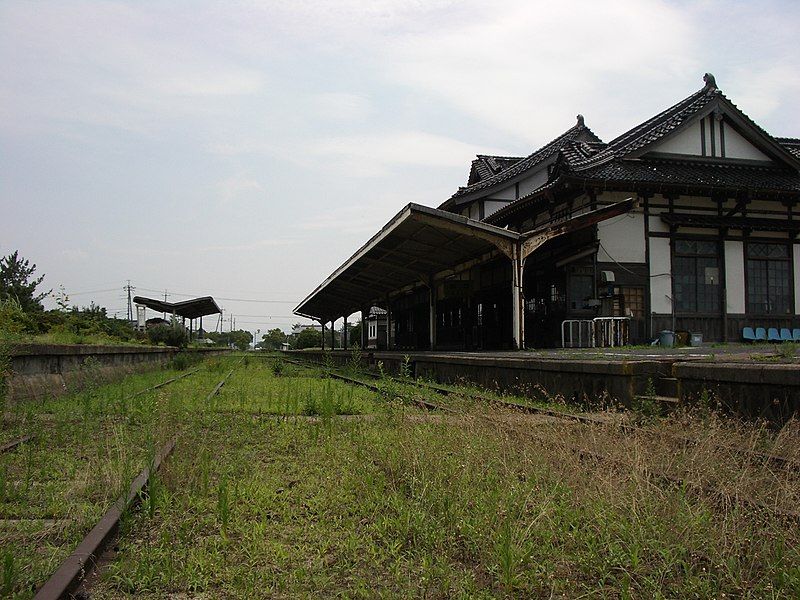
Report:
295,74,800,349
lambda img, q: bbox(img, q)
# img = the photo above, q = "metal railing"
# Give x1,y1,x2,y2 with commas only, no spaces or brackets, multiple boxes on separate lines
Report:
593,316,630,347
561,317,631,348
561,320,595,348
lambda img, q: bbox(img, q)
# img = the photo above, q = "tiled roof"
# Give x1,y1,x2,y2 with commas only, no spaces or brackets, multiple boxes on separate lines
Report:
573,158,800,193
467,155,524,185
487,78,800,226
777,137,800,160
446,118,601,203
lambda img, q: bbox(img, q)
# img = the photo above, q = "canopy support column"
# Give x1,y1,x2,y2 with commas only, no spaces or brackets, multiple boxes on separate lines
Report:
330,320,335,350
361,309,367,348
428,278,436,351
320,320,325,350
343,316,348,350
386,297,392,351
511,243,525,350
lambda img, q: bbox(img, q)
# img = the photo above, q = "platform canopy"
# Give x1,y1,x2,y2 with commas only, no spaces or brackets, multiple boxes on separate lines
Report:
133,295,221,320
294,203,520,321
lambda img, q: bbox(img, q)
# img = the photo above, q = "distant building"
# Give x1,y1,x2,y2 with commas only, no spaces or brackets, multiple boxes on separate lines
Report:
364,307,387,350
296,74,800,348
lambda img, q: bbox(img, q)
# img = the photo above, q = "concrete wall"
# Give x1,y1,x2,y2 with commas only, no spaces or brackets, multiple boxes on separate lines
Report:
674,361,800,424
5,344,227,402
289,349,666,407
289,349,800,423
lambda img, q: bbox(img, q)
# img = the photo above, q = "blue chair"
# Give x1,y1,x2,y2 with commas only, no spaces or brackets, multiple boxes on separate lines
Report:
768,327,781,342
794,329,800,342
755,327,767,342
742,327,757,342
780,328,793,342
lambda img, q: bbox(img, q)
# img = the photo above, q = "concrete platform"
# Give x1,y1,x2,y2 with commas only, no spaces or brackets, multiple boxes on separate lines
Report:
288,344,800,424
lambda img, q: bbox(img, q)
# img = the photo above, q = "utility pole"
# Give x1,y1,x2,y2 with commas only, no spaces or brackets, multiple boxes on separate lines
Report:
125,280,135,322
163,290,168,319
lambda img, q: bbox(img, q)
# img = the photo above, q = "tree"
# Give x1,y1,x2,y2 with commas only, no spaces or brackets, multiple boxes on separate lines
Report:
207,330,253,351
0,251,49,312
259,328,287,350
295,327,322,349
349,321,362,348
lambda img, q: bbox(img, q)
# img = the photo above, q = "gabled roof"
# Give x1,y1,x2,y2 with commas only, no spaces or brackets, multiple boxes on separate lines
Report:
563,76,800,173
441,116,602,208
487,75,800,226
777,137,800,160
467,155,524,185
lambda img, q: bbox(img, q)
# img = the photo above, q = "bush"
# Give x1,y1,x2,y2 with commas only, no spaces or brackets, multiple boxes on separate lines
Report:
147,324,188,348
0,298,29,341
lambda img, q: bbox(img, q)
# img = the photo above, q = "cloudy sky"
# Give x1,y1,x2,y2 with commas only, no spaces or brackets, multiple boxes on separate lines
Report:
2,0,799,332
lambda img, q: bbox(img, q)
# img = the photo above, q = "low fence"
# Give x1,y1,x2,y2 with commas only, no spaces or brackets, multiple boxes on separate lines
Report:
562,317,630,348
3,344,229,402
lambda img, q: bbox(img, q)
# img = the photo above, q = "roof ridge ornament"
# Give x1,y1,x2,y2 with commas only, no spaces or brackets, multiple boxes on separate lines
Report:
576,114,585,127
703,72,718,93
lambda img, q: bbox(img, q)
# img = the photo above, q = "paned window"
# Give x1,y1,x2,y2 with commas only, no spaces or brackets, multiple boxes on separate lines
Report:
746,243,792,314
673,240,720,313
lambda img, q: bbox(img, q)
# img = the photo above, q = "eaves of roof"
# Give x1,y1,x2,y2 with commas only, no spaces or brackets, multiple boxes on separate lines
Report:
440,119,601,209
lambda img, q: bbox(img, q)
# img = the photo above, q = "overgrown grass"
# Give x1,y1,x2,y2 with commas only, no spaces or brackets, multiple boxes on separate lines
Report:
4,355,800,598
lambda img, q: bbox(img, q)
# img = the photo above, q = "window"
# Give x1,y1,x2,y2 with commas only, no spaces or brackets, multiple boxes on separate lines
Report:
746,243,792,314
621,287,645,319
672,240,721,313
673,239,720,313
568,267,594,310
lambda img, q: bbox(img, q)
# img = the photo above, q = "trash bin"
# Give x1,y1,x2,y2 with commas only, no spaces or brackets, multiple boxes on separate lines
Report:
690,332,703,347
659,330,675,347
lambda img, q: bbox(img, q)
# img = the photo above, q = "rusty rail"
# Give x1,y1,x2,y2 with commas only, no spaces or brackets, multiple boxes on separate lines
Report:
0,434,34,454
33,438,176,600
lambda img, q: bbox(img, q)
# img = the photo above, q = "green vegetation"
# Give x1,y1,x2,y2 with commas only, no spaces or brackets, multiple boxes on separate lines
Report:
2,355,799,598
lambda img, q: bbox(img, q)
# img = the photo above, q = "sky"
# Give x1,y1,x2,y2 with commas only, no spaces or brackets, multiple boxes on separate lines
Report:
2,0,799,334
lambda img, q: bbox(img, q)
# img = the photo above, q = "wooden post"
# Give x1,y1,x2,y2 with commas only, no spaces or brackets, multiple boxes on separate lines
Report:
330,320,335,350
320,320,325,350
343,315,348,350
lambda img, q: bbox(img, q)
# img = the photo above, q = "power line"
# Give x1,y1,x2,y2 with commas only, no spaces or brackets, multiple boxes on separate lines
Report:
135,285,299,303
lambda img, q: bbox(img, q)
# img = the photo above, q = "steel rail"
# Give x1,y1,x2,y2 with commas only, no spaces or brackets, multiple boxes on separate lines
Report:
0,434,34,454
204,357,244,402
33,438,177,600
33,357,245,599
307,361,800,523
286,356,799,472
124,367,201,400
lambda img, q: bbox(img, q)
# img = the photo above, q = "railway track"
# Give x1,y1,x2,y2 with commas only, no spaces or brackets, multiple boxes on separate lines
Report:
287,356,800,522
32,358,244,599
285,356,799,471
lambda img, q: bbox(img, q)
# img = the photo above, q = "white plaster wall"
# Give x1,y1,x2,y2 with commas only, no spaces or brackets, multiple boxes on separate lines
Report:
648,214,670,233
724,241,746,313
795,245,800,315
649,237,672,313
484,200,509,218
654,120,703,155
597,213,646,263
468,202,481,220
487,185,516,201
724,125,770,161
748,199,785,212
517,161,553,196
